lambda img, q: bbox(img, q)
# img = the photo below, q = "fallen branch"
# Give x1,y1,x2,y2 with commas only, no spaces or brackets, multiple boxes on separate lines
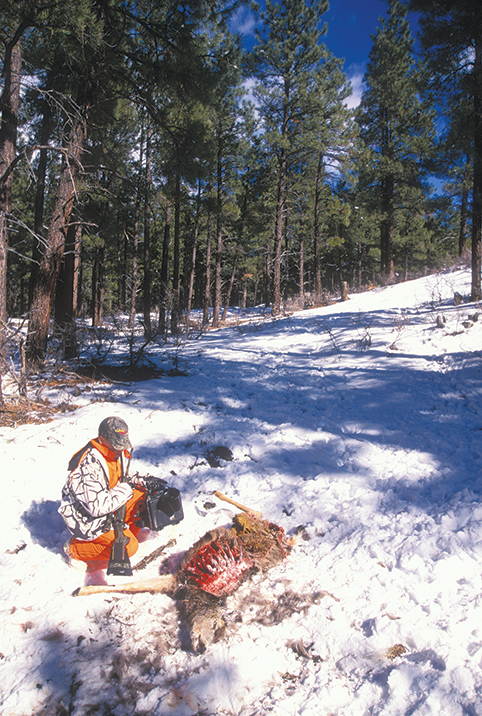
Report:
133,539,176,571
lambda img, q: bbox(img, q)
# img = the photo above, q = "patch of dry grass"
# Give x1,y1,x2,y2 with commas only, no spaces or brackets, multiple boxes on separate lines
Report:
0,397,79,428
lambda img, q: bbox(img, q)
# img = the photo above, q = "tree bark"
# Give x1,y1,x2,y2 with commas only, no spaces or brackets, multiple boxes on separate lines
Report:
143,117,152,336
170,173,181,335
92,243,106,328
203,182,213,328
471,38,482,301
459,188,468,257
380,174,395,282
263,240,271,308
212,129,223,329
299,234,304,300
26,107,88,365
55,222,80,358
0,38,22,325
272,145,286,315
158,197,171,336
222,251,238,322
185,180,201,327
128,132,144,330
117,226,125,310
380,107,395,283
313,151,323,296
222,187,247,321
29,72,54,309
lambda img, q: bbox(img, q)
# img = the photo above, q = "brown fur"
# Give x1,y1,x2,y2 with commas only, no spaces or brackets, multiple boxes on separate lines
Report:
174,514,294,651
75,514,297,653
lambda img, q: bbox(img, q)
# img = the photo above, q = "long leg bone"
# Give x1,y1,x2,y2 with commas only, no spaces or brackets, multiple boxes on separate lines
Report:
73,574,176,597
213,491,263,518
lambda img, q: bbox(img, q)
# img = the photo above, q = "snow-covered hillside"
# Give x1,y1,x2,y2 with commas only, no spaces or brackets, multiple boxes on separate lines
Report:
2,267,482,716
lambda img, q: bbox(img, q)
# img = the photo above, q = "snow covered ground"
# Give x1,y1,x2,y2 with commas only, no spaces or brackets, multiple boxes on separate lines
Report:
2,267,482,716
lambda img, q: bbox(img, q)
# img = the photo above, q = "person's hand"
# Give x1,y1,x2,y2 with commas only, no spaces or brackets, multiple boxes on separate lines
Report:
127,472,148,489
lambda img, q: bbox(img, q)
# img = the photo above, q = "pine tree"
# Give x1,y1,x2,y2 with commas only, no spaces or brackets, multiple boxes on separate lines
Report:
208,36,244,328
437,92,473,257
18,0,241,361
303,51,355,297
25,0,108,365
357,0,435,283
250,0,329,315
0,37,22,327
409,0,482,299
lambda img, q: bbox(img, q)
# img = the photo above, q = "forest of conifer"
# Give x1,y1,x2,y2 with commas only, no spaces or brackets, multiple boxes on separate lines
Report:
0,0,480,370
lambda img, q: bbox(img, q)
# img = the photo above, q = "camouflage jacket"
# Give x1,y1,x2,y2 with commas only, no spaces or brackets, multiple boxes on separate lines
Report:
59,441,133,541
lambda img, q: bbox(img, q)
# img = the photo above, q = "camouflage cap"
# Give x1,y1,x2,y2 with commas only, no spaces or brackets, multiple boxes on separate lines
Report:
98,416,132,451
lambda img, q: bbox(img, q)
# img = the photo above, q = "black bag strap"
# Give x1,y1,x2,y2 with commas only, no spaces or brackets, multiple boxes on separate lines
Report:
67,442,92,472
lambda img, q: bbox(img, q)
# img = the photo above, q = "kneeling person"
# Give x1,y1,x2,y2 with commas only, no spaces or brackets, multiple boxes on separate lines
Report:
59,416,145,574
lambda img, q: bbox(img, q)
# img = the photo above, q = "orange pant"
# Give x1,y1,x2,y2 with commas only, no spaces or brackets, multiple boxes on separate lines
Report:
69,488,145,570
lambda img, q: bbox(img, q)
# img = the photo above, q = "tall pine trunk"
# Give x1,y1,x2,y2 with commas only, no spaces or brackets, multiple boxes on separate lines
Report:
459,187,468,257
0,39,22,326
29,71,54,309
263,240,272,307
91,244,106,328
273,146,287,315
213,129,223,329
313,152,323,296
203,182,213,328
299,235,304,300
0,37,21,405
185,180,201,327
159,197,171,337
222,251,238,322
171,173,181,335
380,109,395,283
117,221,126,310
380,175,395,282
471,38,482,301
55,222,80,359
143,118,152,336
128,226,140,331
128,133,144,330
26,106,88,366
222,186,247,321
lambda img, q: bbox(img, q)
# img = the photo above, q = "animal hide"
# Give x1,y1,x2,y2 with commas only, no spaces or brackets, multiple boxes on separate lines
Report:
176,513,294,652
75,513,297,653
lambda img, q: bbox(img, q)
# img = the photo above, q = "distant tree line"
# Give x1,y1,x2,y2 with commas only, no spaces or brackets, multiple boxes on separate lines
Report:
0,0,480,368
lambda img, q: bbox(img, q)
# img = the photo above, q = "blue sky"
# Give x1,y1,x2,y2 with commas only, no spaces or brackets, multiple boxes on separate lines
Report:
324,0,390,75
231,0,419,107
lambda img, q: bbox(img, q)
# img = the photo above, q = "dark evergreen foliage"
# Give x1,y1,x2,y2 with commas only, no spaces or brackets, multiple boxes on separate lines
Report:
0,0,475,367
408,0,482,299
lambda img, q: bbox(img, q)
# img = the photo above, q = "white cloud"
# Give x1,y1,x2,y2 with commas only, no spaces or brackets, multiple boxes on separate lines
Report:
345,68,365,109
230,6,258,38
242,77,258,106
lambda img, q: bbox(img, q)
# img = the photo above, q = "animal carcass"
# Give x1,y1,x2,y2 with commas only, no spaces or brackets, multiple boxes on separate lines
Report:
75,512,297,653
